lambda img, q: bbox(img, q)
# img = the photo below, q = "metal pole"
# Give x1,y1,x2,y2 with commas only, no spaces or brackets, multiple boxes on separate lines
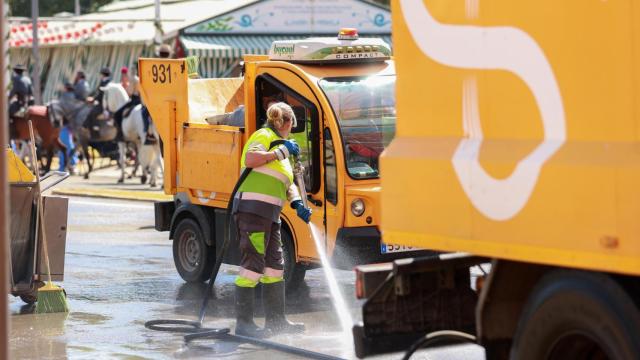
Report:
154,0,162,47
74,0,80,16
30,0,41,104
0,0,11,358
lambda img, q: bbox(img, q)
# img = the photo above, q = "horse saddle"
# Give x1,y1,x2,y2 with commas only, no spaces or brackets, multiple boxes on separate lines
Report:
28,105,47,118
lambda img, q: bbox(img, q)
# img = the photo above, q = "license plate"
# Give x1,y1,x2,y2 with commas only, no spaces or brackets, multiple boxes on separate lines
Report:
381,243,415,254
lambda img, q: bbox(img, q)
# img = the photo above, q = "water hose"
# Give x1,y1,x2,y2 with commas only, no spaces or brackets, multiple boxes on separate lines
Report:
145,166,252,333
185,330,343,360
144,141,340,360
402,330,476,360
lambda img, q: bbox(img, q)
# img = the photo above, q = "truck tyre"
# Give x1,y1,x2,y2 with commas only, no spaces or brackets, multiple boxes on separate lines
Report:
510,270,640,360
282,229,306,290
173,218,214,283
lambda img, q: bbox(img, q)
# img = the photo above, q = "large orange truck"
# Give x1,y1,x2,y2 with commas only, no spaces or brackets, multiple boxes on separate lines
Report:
140,31,428,289
353,1,640,359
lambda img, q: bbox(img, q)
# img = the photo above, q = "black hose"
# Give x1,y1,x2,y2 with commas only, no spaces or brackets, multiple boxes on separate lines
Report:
402,330,476,360
145,167,252,333
185,331,345,360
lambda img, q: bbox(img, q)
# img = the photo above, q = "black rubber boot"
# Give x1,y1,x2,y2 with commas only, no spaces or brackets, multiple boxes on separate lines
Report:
263,281,305,335
234,285,265,338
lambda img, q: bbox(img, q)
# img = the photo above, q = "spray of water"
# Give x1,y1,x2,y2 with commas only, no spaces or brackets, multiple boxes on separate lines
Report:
308,223,354,336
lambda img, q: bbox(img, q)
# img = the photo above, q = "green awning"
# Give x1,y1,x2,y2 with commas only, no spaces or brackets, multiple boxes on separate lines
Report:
180,34,392,78
181,35,308,59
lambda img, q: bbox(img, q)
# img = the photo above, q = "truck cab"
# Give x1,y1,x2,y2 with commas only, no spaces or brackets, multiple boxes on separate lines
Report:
141,29,426,287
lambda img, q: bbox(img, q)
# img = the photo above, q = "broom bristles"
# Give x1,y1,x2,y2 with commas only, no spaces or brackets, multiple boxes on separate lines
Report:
35,282,69,314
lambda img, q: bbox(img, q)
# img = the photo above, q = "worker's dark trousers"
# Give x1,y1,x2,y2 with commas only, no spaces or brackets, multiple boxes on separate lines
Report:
234,212,285,287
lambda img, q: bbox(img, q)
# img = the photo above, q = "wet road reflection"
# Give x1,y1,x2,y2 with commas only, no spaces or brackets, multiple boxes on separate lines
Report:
9,197,484,359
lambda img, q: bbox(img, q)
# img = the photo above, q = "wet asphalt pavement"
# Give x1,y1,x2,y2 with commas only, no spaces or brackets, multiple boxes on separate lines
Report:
9,196,485,359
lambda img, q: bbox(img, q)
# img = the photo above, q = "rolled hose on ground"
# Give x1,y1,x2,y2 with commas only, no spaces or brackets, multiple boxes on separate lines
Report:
144,141,343,360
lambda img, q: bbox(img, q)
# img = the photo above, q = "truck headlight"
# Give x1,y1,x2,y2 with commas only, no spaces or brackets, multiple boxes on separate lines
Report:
351,198,365,217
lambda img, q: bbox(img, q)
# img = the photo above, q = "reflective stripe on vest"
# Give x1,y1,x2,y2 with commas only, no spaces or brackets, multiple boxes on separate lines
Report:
240,192,285,207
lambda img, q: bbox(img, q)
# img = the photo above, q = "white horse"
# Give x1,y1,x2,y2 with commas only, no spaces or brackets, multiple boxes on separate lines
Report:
101,83,163,187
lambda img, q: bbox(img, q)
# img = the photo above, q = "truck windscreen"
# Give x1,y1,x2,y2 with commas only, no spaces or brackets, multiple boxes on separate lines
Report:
319,75,396,179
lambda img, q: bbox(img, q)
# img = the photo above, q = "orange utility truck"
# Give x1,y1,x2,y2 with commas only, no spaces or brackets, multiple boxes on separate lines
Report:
140,30,428,288
353,1,640,359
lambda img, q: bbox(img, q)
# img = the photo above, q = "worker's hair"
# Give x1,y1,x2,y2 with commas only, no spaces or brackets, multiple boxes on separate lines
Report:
267,102,296,129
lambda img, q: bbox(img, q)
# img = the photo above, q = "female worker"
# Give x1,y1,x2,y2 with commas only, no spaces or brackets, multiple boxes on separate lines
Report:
233,102,312,338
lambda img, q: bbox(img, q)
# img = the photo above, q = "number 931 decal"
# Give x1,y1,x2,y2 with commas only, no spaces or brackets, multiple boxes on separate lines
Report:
151,63,173,84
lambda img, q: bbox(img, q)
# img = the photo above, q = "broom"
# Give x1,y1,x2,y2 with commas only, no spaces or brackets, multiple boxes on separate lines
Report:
28,121,69,313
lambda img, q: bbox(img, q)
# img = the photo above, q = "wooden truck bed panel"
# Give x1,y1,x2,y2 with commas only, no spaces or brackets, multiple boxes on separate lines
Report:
179,125,242,198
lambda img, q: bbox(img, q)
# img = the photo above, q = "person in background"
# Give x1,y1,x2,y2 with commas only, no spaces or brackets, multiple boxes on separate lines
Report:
86,67,113,123
73,70,90,101
113,65,143,141
120,66,131,95
158,43,172,58
60,81,76,103
9,64,33,118
232,102,311,338
91,67,112,106
58,82,78,173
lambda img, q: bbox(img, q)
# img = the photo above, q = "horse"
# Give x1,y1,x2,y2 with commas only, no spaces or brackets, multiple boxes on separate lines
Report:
9,103,66,174
50,89,119,179
48,96,98,179
101,83,163,187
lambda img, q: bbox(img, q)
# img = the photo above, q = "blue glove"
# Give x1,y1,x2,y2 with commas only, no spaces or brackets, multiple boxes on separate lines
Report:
291,200,312,223
283,139,300,157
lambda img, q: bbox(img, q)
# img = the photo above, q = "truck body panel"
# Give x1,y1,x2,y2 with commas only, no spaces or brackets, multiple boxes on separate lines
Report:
382,0,640,275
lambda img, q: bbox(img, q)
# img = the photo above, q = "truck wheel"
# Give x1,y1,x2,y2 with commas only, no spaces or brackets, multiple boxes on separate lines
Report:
511,270,640,360
173,218,214,283
282,229,306,290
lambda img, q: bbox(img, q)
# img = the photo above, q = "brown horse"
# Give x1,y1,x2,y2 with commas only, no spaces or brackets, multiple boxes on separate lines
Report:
10,105,66,174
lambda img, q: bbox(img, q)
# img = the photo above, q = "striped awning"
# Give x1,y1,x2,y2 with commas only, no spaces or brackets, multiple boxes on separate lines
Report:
181,34,392,58
180,34,392,79
181,35,307,59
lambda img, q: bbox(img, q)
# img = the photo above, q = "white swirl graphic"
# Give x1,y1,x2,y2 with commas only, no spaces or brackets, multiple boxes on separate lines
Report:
400,0,566,220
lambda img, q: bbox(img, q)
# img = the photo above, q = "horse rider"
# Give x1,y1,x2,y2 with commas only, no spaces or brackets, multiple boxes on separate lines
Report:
86,67,113,124
60,81,77,103
92,67,112,106
73,70,90,101
8,64,33,119
113,66,143,141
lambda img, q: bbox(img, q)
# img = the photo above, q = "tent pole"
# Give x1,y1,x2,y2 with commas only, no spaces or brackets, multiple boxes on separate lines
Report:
30,0,41,104
154,0,162,47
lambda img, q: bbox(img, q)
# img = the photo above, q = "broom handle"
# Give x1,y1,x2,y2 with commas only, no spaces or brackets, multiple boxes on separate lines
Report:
28,121,53,285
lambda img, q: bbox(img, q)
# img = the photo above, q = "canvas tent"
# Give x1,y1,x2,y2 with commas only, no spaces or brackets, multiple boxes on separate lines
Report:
9,0,254,102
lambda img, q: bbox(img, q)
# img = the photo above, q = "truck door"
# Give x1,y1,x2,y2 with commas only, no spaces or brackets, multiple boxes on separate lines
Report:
255,71,326,260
